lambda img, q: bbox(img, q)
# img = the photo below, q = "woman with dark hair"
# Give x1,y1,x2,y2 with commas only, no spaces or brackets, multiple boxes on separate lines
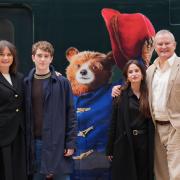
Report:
106,60,154,180
0,40,27,180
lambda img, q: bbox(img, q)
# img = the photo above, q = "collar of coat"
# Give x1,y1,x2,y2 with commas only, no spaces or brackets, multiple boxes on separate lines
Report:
24,65,58,84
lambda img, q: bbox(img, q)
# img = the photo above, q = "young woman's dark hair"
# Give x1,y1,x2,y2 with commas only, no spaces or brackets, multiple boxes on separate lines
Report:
122,60,150,117
0,40,17,74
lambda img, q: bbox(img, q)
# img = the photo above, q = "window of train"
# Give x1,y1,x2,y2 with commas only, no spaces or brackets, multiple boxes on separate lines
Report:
0,18,14,42
0,5,33,73
169,0,180,25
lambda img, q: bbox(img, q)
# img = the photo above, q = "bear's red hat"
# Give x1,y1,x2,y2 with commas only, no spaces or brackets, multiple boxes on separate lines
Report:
101,8,155,69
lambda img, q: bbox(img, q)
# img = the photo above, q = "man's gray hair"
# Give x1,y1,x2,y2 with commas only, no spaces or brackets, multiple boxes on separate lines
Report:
155,29,176,42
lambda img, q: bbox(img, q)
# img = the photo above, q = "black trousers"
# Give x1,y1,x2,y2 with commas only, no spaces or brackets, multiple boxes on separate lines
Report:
132,134,148,180
0,127,28,180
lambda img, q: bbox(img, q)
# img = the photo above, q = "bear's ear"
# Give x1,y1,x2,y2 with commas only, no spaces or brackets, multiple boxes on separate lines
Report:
106,51,115,66
66,47,79,61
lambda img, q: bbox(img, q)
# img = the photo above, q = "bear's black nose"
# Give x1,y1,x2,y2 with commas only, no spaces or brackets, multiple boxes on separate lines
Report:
80,69,87,75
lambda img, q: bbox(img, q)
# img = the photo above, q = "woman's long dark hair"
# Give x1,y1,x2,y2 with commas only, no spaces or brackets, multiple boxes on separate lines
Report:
0,40,17,74
122,60,150,118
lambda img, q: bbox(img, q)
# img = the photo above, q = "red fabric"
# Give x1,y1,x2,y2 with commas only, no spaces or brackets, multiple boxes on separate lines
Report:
102,8,155,69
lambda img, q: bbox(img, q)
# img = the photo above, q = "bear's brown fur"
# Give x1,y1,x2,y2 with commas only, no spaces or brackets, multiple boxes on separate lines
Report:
66,47,115,96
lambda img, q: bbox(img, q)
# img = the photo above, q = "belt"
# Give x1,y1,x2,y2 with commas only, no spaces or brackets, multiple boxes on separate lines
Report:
132,129,146,136
156,120,170,125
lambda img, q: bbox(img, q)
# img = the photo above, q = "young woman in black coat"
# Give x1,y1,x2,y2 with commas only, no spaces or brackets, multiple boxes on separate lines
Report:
0,40,28,180
106,60,154,180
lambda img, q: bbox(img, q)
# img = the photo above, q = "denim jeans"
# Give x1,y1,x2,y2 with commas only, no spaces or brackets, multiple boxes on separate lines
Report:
33,139,70,180
33,173,70,180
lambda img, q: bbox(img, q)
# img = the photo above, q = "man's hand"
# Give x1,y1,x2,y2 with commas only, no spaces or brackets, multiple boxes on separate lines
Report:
55,71,62,76
46,173,53,179
64,149,74,157
108,155,113,161
112,85,122,97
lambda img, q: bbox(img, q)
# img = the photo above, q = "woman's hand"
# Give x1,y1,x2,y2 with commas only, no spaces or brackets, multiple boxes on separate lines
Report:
111,85,122,97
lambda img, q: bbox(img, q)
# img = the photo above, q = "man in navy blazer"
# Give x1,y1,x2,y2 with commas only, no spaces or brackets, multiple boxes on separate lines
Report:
24,41,77,180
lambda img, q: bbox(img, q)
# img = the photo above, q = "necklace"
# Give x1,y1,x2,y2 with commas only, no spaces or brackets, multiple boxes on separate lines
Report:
34,72,51,79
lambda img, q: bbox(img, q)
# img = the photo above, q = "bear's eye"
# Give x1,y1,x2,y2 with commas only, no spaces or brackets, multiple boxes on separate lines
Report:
92,63,102,71
92,65,98,70
75,64,81,68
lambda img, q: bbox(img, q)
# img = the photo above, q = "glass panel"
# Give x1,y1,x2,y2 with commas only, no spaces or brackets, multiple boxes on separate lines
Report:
0,18,14,43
